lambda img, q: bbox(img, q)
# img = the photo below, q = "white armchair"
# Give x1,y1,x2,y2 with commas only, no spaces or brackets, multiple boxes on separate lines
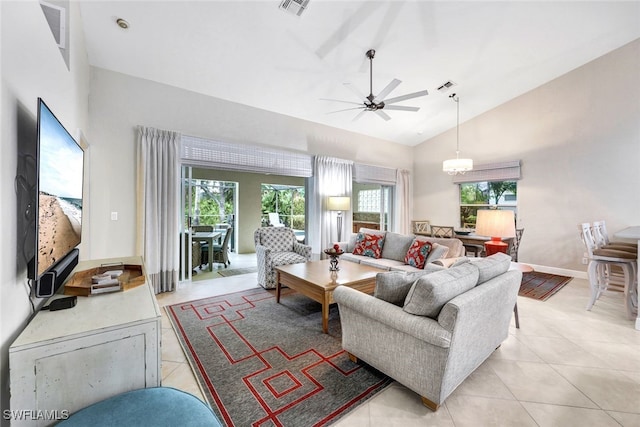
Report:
254,227,312,289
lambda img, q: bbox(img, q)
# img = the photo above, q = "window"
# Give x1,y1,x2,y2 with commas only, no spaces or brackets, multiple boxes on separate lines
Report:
357,189,381,212
460,180,517,228
261,184,305,230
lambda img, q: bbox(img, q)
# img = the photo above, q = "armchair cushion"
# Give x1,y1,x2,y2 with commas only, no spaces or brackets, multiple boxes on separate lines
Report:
403,263,479,318
352,233,385,259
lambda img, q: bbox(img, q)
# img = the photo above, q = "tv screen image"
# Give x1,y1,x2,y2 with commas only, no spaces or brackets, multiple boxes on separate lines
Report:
35,99,84,279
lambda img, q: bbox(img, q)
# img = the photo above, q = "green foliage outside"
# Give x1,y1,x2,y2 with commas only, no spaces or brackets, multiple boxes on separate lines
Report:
460,181,517,227
261,185,305,229
184,180,235,227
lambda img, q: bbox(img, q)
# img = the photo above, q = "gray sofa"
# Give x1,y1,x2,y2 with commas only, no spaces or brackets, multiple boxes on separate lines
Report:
333,253,521,411
336,228,466,272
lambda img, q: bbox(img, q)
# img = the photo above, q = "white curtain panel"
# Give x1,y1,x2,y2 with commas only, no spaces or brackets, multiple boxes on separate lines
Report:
395,169,411,234
137,126,181,294
308,156,353,258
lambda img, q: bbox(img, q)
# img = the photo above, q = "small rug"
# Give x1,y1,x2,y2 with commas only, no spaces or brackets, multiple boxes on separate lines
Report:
519,271,573,301
217,267,258,277
166,288,391,427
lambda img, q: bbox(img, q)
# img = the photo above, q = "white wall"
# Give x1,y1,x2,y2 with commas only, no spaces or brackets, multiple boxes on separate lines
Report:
0,1,90,421
86,67,414,260
413,38,640,273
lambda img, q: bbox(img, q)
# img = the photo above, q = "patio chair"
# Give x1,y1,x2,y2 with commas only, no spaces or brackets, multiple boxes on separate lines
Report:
268,212,285,227
201,226,233,268
254,227,312,289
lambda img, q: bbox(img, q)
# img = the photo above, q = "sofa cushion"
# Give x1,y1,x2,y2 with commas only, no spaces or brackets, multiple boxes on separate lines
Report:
403,263,479,318
362,257,412,271
404,239,432,269
382,232,416,262
425,243,449,265
352,233,385,258
374,270,432,306
340,252,363,264
472,252,512,285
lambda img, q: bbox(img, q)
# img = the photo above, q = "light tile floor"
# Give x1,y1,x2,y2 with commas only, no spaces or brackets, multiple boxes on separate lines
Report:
156,254,640,426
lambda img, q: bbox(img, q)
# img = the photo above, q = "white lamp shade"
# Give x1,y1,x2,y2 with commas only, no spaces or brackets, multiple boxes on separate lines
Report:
475,210,516,238
442,158,473,174
327,196,351,211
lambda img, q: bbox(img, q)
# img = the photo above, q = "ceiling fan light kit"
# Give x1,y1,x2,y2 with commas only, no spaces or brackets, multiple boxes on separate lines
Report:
326,49,429,121
443,94,473,175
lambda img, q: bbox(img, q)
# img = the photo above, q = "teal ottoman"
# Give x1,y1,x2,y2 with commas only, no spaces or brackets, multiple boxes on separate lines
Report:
57,387,222,427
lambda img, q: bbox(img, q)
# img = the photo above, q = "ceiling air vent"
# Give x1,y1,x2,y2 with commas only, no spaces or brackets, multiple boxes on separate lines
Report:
436,80,457,94
279,0,310,17
40,0,66,49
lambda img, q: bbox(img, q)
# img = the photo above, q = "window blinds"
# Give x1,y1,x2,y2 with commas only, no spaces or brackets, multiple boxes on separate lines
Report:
354,163,397,185
452,160,521,183
181,135,313,177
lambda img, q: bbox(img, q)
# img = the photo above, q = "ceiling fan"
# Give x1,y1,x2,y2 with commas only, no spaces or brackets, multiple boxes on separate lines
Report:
324,49,429,121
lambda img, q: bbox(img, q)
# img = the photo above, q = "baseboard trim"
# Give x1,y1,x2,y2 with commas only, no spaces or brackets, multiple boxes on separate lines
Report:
526,264,587,280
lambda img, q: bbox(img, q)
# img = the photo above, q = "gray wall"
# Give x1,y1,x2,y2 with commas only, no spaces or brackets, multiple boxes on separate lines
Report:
413,38,640,274
0,1,90,421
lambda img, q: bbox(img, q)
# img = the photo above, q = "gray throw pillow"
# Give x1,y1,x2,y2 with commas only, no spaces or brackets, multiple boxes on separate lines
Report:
374,270,438,306
424,243,449,265
403,263,479,318
473,252,512,284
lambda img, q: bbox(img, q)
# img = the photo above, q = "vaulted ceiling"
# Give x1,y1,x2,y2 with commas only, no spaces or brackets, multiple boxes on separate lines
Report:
79,1,640,146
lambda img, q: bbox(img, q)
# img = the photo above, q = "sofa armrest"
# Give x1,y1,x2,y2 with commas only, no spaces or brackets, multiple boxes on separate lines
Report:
334,286,452,348
292,241,312,259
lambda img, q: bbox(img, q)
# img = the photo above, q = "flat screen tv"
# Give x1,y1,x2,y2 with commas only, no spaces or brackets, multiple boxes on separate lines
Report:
29,98,84,297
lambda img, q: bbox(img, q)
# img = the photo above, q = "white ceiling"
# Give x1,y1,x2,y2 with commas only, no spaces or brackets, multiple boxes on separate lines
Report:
78,1,640,146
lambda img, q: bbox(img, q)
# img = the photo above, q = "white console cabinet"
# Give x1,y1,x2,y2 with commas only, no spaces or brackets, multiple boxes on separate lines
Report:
9,257,161,426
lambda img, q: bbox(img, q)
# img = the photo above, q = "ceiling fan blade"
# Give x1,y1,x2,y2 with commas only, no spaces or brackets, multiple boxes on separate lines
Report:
384,89,429,105
384,105,420,112
352,109,368,122
374,78,401,103
375,110,392,121
343,83,369,103
320,98,364,106
327,106,366,114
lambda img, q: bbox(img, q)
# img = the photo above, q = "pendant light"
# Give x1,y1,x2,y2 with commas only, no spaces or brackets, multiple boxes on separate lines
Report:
442,94,473,175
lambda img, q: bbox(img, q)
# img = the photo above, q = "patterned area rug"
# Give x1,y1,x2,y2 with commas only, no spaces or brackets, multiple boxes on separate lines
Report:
519,271,573,301
166,288,391,426
217,267,258,277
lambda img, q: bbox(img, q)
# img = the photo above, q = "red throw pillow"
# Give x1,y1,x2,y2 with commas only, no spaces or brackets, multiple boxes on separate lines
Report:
352,233,385,258
404,239,433,269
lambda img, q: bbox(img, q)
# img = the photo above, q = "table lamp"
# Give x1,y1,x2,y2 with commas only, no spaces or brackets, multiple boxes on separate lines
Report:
475,209,516,256
327,196,351,242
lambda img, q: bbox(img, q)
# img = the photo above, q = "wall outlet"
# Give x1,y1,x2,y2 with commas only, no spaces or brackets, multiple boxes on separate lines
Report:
582,257,588,265
110,212,118,221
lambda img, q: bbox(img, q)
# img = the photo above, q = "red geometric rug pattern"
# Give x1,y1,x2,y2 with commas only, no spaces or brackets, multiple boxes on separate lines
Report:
166,288,391,426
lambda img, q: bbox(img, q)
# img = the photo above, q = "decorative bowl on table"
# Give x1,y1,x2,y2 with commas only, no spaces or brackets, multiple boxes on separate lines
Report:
324,247,344,271
455,229,474,236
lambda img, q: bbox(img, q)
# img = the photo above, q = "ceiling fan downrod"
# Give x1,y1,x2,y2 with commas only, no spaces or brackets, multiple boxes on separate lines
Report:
365,49,381,109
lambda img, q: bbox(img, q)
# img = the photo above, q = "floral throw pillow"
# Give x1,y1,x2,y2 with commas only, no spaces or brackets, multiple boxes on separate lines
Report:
404,239,433,269
352,233,385,258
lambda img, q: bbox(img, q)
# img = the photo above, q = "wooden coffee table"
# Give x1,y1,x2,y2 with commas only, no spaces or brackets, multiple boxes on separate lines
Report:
275,259,385,333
